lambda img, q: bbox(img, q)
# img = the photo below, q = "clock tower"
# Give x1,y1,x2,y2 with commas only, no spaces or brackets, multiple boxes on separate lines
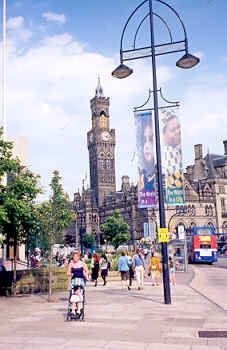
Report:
87,78,116,207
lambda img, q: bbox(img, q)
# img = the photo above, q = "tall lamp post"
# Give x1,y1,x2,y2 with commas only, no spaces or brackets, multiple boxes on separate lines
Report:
2,0,6,142
112,0,199,304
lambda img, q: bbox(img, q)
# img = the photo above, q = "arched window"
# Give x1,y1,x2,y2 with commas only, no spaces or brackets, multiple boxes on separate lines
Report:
207,222,214,227
209,205,213,216
100,112,107,128
205,205,213,216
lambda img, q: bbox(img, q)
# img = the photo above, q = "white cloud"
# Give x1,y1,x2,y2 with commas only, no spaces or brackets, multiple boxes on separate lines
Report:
2,19,172,199
7,16,24,30
7,16,32,42
181,84,227,166
42,12,66,25
9,17,227,201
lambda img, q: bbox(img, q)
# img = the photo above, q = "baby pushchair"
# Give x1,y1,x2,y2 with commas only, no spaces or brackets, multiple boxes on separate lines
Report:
65,277,85,321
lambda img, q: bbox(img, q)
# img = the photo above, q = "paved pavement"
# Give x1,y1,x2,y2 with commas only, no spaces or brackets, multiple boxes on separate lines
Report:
191,264,227,311
0,266,227,350
215,256,227,270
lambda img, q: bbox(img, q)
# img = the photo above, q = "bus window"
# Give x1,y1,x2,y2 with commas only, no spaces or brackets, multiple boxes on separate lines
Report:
200,244,211,249
197,228,212,236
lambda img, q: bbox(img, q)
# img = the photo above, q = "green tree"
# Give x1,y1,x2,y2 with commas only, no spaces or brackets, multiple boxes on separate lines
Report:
100,210,130,249
0,129,42,295
38,170,74,300
83,233,95,250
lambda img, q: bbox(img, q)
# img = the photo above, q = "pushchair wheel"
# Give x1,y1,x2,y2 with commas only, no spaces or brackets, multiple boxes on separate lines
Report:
80,311,85,321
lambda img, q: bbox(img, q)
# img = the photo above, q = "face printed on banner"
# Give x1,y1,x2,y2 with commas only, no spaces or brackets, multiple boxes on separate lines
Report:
161,109,185,206
163,115,181,147
143,124,154,163
134,111,156,208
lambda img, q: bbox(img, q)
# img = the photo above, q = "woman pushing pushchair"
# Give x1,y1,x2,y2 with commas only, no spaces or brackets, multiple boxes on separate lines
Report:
66,250,89,321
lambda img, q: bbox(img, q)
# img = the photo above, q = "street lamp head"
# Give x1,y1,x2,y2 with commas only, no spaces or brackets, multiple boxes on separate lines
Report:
176,53,200,69
111,63,133,79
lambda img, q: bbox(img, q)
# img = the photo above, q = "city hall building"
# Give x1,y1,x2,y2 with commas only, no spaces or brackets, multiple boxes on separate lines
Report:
67,80,227,247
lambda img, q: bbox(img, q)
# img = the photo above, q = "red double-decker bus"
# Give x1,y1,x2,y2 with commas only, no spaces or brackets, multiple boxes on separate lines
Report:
187,227,217,264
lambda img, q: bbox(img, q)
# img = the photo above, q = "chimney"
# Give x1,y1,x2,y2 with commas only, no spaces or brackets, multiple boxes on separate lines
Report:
223,140,227,155
194,144,203,161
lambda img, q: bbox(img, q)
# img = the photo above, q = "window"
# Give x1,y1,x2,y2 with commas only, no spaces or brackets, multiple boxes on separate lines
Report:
99,159,105,169
186,205,196,216
205,205,213,216
100,113,107,128
221,198,226,213
219,186,225,194
106,159,112,169
200,244,211,249
191,205,196,216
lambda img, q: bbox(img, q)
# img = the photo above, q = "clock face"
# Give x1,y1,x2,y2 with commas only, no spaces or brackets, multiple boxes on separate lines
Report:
101,131,111,142
89,132,94,143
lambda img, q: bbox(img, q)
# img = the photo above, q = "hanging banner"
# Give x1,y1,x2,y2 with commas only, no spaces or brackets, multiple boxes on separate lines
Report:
144,223,148,238
149,221,154,241
134,111,156,208
161,109,185,205
144,222,154,241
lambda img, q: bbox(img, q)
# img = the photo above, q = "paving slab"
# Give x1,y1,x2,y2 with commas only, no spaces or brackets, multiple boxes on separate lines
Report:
0,268,227,349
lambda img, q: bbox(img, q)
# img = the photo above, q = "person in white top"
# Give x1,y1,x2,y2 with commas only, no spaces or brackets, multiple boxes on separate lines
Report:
70,285,83,315
100,253,109,286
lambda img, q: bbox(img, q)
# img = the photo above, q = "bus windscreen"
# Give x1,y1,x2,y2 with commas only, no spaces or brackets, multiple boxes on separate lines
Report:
196,228,212,236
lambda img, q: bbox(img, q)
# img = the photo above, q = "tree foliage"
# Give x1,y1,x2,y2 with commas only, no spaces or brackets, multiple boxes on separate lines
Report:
0,129,42,296
100,210,130,249
38,170,74,245
0,129,42,247
37,170,74,299
82,233,95,249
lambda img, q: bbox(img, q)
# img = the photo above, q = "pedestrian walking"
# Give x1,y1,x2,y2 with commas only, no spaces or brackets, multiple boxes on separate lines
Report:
127,253,134,287
169,256,176,286
91,253,100,287
100,253,109,286
118,251,131,290
133,249,145,290
143,247,149,261
149,252,161,286
0,259,6,272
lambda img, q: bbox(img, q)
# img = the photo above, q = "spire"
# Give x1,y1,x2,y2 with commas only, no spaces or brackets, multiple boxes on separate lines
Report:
95,76,104,98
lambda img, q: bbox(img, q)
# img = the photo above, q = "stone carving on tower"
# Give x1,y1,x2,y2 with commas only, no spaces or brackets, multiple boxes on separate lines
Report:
87,78,116,207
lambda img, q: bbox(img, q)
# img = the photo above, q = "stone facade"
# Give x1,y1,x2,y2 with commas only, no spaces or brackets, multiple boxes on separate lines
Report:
68,82,227,247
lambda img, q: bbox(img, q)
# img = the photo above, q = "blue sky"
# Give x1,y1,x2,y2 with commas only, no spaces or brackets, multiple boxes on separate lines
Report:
2,0,227,200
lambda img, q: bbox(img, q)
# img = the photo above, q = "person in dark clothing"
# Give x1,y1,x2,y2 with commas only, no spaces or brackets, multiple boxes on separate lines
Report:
127,254,134,287
91,253,100,287
0,259,6,272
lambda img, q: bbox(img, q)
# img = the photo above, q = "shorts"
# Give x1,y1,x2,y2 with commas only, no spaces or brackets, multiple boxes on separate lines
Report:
151,270,160,278
120,271,129,281
71,277,85,289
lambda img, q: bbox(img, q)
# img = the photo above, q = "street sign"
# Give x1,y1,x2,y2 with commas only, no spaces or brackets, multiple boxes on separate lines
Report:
158,228,169,242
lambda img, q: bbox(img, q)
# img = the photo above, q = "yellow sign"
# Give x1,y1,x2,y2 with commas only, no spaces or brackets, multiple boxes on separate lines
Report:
158,228,169,242
199,236,211,242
